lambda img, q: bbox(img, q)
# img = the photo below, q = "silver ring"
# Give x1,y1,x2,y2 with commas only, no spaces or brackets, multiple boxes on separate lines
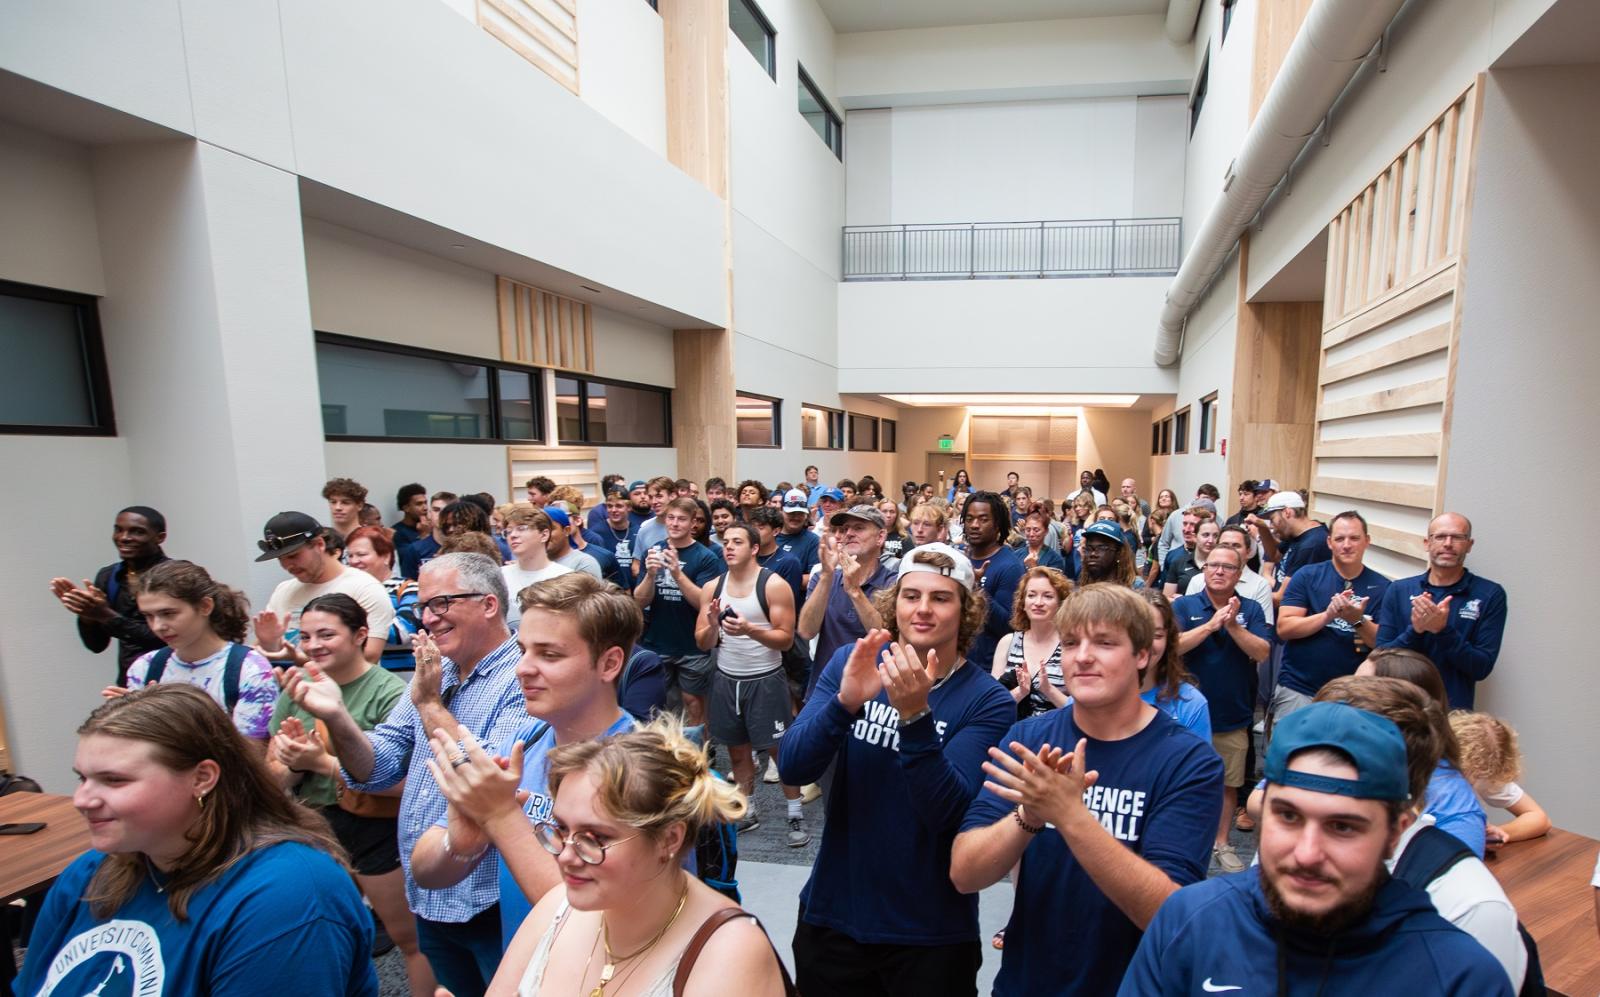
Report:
449,754,470,768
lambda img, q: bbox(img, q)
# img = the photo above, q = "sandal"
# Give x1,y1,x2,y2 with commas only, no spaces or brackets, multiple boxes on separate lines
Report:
1234,807,1255,833
992,929,1006,950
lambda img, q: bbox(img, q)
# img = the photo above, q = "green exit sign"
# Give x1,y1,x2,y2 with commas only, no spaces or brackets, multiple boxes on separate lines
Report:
938,438,953,451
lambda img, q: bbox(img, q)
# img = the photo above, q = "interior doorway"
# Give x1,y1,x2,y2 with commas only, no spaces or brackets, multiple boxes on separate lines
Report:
926,451,967,494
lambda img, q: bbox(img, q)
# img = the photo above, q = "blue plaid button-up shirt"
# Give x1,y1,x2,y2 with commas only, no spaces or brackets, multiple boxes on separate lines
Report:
343,634,525,921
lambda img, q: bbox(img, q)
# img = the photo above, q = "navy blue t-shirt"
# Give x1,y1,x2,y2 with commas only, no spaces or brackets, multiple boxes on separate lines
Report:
961,706,1222,996
1275,523,1331,587
756,547,806,612
777,528,821,575
1172,592,1272,731
778,647,1015,945
639,541,725,657
1278,561,1391,696
967,545,1024,668
593,520,639,589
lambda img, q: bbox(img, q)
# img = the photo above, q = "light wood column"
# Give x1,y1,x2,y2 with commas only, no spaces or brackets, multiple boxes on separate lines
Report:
1227,235,1323,492
660,0,736,480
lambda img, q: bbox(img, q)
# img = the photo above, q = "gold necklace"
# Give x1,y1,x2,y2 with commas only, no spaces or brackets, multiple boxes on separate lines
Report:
589,881,689,997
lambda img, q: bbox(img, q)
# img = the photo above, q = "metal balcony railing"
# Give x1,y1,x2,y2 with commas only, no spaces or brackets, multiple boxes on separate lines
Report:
842,217,1182,281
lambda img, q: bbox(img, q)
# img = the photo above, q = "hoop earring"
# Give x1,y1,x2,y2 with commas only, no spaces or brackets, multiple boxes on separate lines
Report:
196,793,206,809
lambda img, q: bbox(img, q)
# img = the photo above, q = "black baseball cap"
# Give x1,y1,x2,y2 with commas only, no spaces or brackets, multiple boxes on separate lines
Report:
255,511,325,562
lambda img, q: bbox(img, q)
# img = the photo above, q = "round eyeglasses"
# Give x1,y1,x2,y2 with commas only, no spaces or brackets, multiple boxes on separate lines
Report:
532,820,639,865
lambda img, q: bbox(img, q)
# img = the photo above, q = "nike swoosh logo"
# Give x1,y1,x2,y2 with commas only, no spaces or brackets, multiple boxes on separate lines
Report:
1202,981,1243,993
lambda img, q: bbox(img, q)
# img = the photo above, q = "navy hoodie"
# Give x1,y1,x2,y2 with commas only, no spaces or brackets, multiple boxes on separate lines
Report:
1119,870,1513,996
778,644,1014,945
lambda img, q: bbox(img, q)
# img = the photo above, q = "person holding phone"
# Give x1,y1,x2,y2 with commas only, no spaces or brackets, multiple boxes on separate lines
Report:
15,684,376,996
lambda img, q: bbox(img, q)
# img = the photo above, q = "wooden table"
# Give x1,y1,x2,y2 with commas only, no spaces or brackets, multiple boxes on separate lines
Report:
0,793,90,904
1486,827,1600,997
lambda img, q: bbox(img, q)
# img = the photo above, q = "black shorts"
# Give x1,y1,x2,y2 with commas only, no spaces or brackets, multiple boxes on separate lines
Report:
320,805,401,876
663,653,715,696
708,667,794,750
793,912,981,997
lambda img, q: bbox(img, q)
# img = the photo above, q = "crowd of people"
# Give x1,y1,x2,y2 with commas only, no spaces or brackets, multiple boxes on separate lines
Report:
16,461,1571,996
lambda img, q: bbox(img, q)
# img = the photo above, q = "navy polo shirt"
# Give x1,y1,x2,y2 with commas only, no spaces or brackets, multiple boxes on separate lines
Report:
806,562,895,695
1277,561,1391,696
1375,570,1507,709
1173,592,1272,732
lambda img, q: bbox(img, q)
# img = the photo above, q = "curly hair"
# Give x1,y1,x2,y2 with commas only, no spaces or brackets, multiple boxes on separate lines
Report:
320,477,368,504
872,550,990,656
1449,711,1522,787
133,560,251,643
1009,566,1074,632
735,479,770,506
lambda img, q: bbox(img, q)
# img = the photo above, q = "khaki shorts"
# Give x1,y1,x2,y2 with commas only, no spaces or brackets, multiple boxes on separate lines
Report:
1212,728,1250,788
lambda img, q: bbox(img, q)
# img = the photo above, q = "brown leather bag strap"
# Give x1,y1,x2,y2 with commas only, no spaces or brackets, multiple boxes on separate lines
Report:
672,907,798,997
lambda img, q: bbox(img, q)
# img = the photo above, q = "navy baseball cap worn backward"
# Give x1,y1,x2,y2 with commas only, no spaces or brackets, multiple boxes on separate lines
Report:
1264,702,1411,802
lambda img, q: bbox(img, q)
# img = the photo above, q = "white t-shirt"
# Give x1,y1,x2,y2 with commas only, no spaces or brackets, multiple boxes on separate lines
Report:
1473,779,1525,811
1388,814,1527,992
1186,565,1276,623
266,564,396,641
501,562,572,618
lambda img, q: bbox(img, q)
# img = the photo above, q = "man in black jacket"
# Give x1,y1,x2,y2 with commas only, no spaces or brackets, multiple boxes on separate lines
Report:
49,506,169,684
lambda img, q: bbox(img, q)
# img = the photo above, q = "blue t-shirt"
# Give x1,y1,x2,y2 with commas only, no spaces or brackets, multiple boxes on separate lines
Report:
495,711,636,945
755,548,806,612
778,648,1015,945
776,528,821,575
1018,544,1068,573
619,647,668,720
1278,561,1391,696
18,844,376,997
639,541,725,657
584,505,608,533
961,706,1223,996
1425,759,1488,858
967,545,1024,668
805,562,896,695
1172,592,1273,732
578,539,623,588
1141,681,1213,742
1275,523,1331,587
1374,570,1508,709
594,519,640,589
399,534,440,580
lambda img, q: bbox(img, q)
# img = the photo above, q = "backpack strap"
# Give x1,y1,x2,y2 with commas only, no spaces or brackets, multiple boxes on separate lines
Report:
144,647,174,685
753,567,772,620
1392,824,1475,890
221,643,249,713
517,721,552,752
672,908,797,997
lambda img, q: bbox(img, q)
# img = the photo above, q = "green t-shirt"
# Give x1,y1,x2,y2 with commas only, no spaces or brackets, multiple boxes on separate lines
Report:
270,666,407,808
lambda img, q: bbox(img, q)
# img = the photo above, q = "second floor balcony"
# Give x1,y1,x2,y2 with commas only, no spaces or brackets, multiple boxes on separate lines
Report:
843,217,1181,281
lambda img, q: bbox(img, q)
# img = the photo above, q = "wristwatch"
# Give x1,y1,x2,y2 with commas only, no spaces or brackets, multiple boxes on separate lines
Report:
899,706,932,727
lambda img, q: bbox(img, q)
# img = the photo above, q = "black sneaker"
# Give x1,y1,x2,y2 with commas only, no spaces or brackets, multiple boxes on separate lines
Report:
737,811,760,833
786,817,811,848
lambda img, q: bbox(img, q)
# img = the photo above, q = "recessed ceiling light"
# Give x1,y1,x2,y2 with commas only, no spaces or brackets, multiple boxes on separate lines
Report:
880,393,1140,407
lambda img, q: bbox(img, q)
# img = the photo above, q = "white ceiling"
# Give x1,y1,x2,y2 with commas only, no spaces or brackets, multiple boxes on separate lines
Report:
817,0,1167,35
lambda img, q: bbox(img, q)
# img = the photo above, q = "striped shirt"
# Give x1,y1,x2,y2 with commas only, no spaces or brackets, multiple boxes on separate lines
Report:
343,634,525,922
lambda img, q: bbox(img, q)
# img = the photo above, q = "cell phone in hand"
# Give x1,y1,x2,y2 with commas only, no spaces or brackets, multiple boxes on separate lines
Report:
719,606,738,622
0,822,46,835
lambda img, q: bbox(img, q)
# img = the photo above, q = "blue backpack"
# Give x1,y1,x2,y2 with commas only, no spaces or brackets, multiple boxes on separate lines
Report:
144,644,250,713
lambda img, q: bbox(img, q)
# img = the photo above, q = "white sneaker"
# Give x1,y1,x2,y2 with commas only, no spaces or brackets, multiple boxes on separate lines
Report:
1213,844,1246,873
762,757,781,784
800,783,822,805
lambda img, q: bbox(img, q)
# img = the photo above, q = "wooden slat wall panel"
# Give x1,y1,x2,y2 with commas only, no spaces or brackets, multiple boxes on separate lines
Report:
494,276,595,373
476,0,579,94
508,446,600,508
1311,83,1483,579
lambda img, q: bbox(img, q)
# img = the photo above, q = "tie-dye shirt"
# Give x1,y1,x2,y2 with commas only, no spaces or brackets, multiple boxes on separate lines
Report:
125,643,278,741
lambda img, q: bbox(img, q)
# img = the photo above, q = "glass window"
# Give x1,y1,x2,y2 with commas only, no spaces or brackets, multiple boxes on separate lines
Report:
730,0,775,79
0,282,113,433
737,392,780,447
1189,48,1209,137
849,413,878,452
802,403,843,450
557,375,671,446
1173,407,1191,455
1151,421,1162,456
314,335,540,442
881,418,897,453
1199,392,1218,452
798,65,842,158
555,376,583,442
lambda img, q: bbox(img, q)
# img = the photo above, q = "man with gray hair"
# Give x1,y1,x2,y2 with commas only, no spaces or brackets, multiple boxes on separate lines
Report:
282,552,524,996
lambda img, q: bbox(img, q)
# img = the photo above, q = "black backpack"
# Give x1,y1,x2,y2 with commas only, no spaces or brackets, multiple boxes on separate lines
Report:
1392,825,1546,996
144,644,250,713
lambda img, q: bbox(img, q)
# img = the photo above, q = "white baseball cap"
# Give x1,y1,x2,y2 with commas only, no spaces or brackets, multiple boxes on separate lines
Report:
782,489,810,513
1261,490,1306,514
896,542,977,593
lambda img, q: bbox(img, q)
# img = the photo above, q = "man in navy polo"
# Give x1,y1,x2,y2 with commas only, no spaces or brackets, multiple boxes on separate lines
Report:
1174,543,1271,873
1273,510,1391,725
1375,512,1506,709
797,504,893,697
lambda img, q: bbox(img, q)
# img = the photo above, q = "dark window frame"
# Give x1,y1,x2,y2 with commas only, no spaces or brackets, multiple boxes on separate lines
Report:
556,371,673,448
801,401,845,451
735,389,782,449
1159,416,1173,456
1221,0,1235,43
730,0,777,80
1173,405,1191,455
848,412,879,452
797,64,843,159
0,278,116,437
1189,46,1210,138
1151,420,1162,457
314,331,544,445
880,418,897,453
1199,391,1219,452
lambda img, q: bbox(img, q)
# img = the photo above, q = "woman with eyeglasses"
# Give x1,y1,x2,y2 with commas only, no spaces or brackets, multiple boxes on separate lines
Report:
465,718,792,996
16,684,377,996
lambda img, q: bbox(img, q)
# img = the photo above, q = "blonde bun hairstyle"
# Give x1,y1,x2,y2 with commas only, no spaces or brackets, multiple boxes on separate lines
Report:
546,715,746,852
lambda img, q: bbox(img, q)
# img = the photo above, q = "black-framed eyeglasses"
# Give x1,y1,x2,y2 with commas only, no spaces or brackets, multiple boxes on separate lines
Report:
259,530,315,551
418,592,490,617
532,820,639,865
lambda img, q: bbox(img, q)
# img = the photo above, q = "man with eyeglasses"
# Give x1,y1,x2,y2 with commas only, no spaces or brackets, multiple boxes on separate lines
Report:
1184,525,1274,623
499,505,570,620
283,552,523,996
410,573,645,952
255,511,394,663
1174,544,1272,873
1374,512,1506,709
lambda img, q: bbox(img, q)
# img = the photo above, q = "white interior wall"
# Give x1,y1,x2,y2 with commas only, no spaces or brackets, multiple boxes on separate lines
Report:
842,96,1186,226
576,0,668,157
1149,256,1236,499
0,118,106,294
1180,0,1255,257
1443,64,1600,837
